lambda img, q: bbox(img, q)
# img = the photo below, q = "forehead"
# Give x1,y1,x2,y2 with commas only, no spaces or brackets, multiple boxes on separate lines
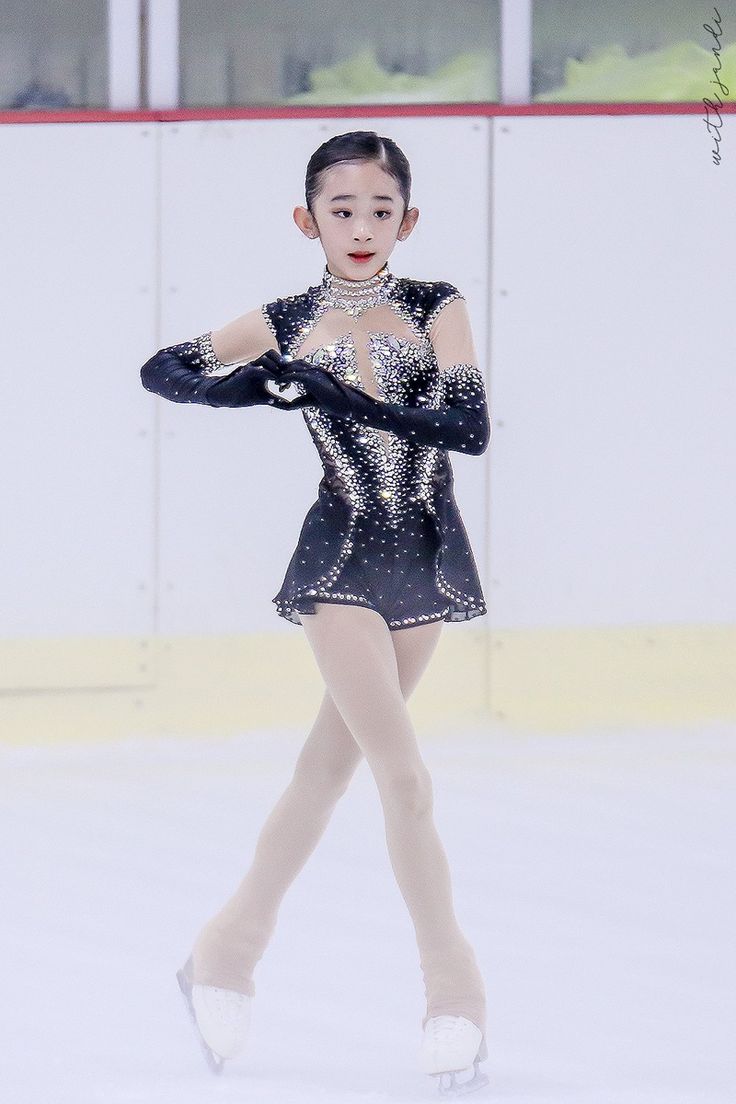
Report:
315,159,400,201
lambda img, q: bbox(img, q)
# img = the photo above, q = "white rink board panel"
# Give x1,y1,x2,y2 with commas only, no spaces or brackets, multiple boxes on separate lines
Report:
0,123,157,653
157,117,490,634
488,114,736,629
2,108,730,689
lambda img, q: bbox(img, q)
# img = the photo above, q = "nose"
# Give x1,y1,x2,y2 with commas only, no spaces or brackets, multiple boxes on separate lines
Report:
352,220,373,242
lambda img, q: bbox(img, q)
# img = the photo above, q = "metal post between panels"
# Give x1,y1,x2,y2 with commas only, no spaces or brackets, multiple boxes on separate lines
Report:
146,0,180,109
108,0,143,109
500,0,532,104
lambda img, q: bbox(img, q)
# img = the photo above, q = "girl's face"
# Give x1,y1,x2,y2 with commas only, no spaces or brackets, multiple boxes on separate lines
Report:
293,159,419,280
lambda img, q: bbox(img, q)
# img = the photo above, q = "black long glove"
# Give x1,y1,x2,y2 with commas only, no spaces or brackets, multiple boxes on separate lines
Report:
140,341,311,410
258,350,491,455
207,352,313,409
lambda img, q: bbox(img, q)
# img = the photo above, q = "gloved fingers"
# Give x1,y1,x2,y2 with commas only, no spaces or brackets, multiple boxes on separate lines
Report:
248,363,282,386
281,393,316,410
259,360,350,416
262,372,315,409
276,369,298,384
251,349,288,377
250,362,306,396
276,369,315,390
268,393,312,410
261,348,310,376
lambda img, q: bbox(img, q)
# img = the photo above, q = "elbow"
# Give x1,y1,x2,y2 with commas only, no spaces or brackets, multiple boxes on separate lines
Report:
476,421,491,455
140,350,164,395
140,368,157,396
465,412,491,455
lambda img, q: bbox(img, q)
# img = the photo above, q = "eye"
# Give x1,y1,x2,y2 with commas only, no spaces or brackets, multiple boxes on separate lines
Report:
374,210,392,219
332,209,351,218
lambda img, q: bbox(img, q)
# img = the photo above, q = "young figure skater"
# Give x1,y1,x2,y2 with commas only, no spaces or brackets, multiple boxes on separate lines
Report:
140,130,491,1097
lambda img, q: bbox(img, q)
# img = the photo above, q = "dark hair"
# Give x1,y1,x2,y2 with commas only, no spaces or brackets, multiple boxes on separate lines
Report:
305,130,411,214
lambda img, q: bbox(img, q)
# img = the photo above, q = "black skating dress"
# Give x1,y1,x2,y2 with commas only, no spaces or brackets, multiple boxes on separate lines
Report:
140,263,491,632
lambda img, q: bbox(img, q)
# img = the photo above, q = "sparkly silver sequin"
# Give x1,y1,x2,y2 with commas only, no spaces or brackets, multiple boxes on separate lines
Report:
267,266,490,628
139,268,490,627
320,264,397,317
192,331,228,374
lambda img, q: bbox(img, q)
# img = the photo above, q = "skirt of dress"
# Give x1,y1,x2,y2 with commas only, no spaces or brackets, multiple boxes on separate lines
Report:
273,501,486,631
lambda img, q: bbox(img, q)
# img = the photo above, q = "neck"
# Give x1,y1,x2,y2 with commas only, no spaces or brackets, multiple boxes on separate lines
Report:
320,262,396,317
325,262,390,284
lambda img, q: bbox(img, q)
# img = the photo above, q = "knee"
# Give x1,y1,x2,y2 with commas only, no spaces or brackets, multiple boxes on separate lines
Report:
382,766,434,817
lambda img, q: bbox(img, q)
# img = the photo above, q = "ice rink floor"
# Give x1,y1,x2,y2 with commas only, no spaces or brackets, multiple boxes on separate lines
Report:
1,721,733,1104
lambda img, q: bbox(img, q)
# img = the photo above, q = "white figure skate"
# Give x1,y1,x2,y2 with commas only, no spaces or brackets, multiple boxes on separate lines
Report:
176,953,252,1074
419,1015,490,1097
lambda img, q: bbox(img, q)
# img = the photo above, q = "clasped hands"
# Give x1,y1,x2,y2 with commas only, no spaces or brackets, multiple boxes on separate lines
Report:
206,347,361,416
257,349,358,418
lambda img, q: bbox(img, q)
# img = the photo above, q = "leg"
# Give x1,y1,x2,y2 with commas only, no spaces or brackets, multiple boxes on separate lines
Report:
301,603,486,1037
190,608,443,996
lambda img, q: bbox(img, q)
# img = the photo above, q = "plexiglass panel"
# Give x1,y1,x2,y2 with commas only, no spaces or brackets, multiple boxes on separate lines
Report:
179,0,500,106
533,0,735,101
0,0,108,110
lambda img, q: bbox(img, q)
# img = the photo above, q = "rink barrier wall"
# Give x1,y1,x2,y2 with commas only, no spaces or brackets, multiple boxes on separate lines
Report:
1,102,730,125
1,107,733,744
0,624,734,745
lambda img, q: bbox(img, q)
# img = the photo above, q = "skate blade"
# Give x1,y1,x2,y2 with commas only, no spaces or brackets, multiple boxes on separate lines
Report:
437,1063,490,1097
176,957,225,1076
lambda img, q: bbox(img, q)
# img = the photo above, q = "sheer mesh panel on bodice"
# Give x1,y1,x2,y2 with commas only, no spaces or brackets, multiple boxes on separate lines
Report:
137,262,492,631
255,264,489,541
294,302,430,457
255,267,490,626
138,264,490,627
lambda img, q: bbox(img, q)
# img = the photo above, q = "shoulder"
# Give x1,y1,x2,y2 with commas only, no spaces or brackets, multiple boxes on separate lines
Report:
209,305,278,365
392,276,465,331
262,282,322,348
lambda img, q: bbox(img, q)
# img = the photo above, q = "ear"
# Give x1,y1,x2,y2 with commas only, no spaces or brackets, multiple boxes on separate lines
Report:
293,206,319,239
397,206,419,242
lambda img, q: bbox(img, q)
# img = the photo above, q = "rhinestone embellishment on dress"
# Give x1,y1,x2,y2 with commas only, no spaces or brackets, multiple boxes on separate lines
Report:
257,271,489,628
319,264,397,318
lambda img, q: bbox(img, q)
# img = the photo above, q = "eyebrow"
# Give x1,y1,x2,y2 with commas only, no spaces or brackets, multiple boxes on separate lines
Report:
329,194,395,202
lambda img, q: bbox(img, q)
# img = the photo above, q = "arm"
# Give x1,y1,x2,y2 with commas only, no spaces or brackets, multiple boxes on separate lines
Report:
274,296,491,454
139,307,303,408
424,293,491,454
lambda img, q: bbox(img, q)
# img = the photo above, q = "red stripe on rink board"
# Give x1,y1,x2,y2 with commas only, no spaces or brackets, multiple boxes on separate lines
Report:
0,101,732,125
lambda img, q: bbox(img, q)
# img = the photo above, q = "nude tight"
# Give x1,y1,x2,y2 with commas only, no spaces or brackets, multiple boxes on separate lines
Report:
190,602,486,1037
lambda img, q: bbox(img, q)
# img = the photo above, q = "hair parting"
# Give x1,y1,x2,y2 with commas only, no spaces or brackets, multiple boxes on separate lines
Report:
305,130,412,214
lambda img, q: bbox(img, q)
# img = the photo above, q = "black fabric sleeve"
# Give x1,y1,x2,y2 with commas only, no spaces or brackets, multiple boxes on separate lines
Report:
139,334,227,406
332,363,491,455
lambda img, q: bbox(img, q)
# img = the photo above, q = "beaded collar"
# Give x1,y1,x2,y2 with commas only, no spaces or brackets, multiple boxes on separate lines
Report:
319,263,397,318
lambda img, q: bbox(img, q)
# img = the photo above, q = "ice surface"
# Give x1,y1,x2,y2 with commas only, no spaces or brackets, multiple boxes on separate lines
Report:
1,722,734,1104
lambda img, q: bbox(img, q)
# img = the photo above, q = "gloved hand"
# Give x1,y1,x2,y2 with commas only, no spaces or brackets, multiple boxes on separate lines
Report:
255,350,356,418
206,351,314,409
256,349,490,455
